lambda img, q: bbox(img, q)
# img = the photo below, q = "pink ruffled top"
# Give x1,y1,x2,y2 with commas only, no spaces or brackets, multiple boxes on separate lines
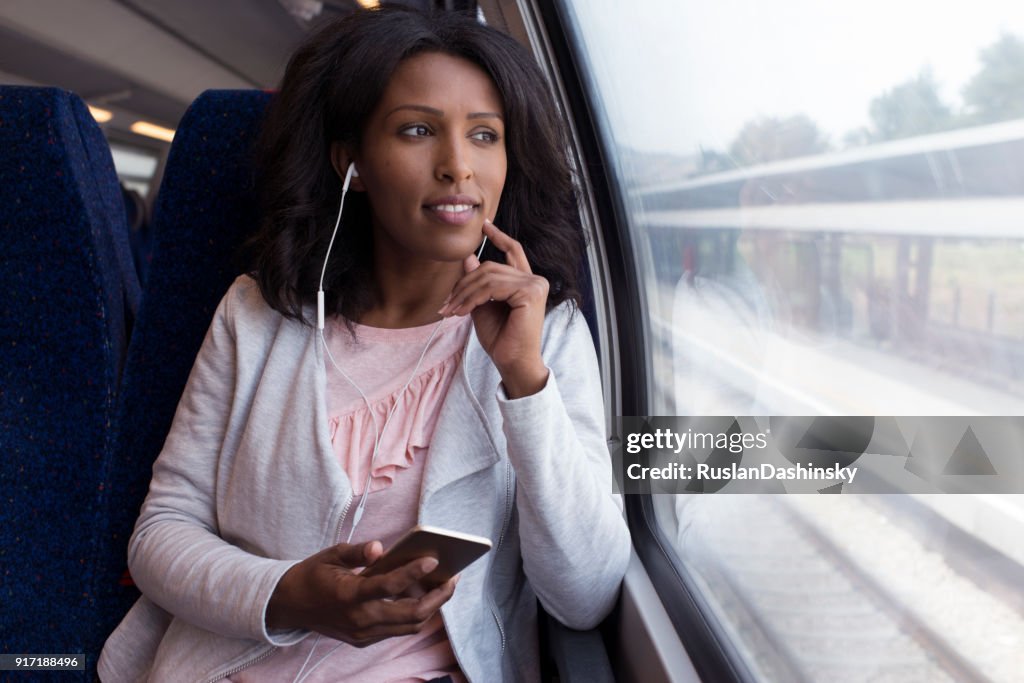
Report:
225,313,471,683
326,314,471,497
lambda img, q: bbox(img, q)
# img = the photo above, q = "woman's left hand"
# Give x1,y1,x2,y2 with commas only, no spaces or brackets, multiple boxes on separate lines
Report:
438,220,549,398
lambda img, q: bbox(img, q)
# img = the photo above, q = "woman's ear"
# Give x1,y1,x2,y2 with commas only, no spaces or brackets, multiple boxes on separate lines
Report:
329,142,365,191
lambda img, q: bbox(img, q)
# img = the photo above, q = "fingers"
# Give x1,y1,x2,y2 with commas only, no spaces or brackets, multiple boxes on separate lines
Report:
369,573,459,626
357,557,440,601
418,573,460,612
363,540,383,565
324,574,460,646
286,544,461,646
482,219,532,274
325,541,382,569
435,219,542,317
439,261,549,317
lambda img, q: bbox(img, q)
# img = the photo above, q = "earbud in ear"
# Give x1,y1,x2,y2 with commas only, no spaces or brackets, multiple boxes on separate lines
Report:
342,162,358,193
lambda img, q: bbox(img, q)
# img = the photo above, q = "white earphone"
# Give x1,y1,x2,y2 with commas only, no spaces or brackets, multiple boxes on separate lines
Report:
317,162,357,330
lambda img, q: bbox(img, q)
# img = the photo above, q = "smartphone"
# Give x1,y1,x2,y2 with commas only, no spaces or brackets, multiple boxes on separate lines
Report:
360,525,492,587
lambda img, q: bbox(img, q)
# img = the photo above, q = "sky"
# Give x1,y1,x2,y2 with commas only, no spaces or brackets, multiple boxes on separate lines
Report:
567,0,1024,157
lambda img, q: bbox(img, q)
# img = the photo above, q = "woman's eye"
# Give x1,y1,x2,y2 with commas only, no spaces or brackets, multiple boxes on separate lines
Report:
471,130,500,143
400,124,432,137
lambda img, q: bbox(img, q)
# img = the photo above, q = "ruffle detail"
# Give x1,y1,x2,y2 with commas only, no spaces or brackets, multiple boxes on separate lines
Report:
328,349,464,496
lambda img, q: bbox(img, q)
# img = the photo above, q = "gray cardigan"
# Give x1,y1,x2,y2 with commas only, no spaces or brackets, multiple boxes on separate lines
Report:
98,275,631,682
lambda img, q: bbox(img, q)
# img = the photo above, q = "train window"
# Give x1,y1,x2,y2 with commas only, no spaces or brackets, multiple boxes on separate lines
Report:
561,0,1024,680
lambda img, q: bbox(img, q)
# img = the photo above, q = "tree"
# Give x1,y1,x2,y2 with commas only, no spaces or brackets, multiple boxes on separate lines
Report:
868,68,953,141
962,33,1024,125
727,114,829,167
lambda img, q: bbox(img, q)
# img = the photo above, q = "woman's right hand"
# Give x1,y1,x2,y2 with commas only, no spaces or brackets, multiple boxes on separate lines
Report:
265,541,459,647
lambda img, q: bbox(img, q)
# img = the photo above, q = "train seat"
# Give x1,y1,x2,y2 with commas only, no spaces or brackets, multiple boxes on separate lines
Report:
102,89,272,631
0,85,140,676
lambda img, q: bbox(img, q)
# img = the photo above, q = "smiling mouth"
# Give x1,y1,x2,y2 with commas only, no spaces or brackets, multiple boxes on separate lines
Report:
433,203,475,213
424,203,480,225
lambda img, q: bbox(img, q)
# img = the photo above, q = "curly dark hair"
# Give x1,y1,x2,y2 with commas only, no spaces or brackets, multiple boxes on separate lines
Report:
246,4,584,325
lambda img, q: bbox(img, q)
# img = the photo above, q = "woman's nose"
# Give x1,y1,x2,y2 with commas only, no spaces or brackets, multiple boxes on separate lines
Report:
434,140,473,183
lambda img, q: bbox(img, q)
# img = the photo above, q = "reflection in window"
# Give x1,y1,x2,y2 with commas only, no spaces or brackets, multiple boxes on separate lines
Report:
564,1,1024,680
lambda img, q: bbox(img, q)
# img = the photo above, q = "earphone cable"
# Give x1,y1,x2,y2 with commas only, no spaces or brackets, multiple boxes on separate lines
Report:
291,633,321,683
293,635,346,683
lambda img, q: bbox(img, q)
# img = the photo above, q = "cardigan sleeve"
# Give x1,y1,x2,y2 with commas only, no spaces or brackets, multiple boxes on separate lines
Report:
126,280,307,646
496,305,631,630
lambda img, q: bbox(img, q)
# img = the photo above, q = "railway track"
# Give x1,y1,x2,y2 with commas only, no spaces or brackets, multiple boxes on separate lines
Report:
670,494,1024,682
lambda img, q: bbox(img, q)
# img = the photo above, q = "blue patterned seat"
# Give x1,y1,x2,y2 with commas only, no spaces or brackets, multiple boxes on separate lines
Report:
101,89,272,636
0,86,140,676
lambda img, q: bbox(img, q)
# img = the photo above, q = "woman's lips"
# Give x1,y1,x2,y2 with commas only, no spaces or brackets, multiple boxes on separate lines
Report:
424,203,478,225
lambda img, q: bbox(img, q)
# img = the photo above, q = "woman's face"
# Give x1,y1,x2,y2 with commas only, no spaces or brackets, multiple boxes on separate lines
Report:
349,51,507,265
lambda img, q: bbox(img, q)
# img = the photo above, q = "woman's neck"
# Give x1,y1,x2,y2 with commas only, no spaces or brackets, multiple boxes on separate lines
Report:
358,258,462,329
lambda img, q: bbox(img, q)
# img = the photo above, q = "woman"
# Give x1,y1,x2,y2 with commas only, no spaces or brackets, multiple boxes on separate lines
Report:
99,6,630,682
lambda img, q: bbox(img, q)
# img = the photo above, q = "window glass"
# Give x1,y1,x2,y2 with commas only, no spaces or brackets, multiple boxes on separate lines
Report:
562,0,1024,679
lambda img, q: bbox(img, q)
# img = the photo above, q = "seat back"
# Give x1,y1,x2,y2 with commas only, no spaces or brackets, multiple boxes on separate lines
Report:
0,85,140,674
76,102,143,326
101,90,272,626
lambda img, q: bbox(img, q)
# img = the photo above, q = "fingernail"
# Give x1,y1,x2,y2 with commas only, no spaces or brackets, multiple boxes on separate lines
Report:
421,558,439,573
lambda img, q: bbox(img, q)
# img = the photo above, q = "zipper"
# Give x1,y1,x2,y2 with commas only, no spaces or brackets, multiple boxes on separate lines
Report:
317,324,356,548
486,461,513,655
335,493,355,544
201,645,276,683
495,461,512,552
488,594,507,656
